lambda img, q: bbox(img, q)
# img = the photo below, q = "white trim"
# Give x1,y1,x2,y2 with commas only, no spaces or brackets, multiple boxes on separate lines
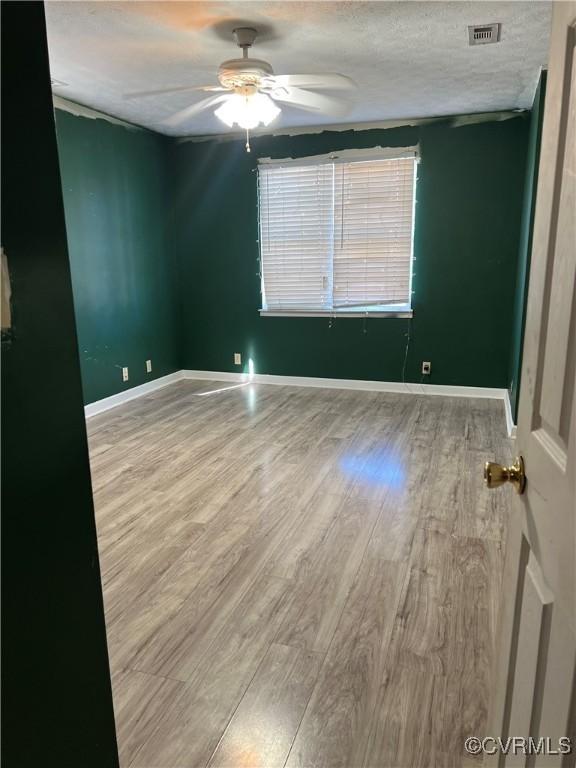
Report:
504,389,517,438
84,371,184,418
182,369,508,400
183,370,247,384
259,309,413,319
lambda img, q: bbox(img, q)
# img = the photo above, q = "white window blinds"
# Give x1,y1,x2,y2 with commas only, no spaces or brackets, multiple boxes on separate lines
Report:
259,162,334,310
333,157,415,308
259,151,417,314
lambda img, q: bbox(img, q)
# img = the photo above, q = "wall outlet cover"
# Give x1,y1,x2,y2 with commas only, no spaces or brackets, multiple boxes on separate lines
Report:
122,366,129,382
146,359,152,373
234,353,242,365
422,361,432,375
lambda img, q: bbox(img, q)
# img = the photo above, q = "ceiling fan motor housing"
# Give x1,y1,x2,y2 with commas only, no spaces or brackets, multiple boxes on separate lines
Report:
218,58,274,89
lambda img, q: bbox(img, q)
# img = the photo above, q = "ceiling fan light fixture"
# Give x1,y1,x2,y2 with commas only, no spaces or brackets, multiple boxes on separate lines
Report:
214,91,280,130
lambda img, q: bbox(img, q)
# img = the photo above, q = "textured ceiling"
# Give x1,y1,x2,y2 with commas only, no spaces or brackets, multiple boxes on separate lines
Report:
45,1,551,137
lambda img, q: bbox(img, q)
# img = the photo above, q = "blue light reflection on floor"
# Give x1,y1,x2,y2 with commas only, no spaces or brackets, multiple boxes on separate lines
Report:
339,451,405,489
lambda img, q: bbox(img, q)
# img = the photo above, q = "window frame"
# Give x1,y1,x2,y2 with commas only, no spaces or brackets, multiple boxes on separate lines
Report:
257,146,418,319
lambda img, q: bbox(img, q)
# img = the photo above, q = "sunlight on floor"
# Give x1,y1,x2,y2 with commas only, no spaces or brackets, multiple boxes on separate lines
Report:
196,383,249,396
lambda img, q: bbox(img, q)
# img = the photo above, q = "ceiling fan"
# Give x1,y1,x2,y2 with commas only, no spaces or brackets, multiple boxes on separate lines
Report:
124,27,356,151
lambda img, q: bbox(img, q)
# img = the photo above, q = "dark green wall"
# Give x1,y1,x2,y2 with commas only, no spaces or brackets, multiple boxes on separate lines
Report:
55,110,179,404
55,104,533,396
508,72,547,421
171,116,529,387
1,3,119,766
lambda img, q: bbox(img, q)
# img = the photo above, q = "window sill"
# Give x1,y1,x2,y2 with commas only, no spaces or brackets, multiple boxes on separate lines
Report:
259,308,413,319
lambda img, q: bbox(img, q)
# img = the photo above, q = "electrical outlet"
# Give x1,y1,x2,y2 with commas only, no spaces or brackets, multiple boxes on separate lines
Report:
422,361,431,375
122,367,129,382
234,353,242,365
146,359,152,373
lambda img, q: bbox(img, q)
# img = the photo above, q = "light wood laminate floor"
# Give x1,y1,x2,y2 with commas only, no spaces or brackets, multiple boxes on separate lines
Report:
87,380,512,768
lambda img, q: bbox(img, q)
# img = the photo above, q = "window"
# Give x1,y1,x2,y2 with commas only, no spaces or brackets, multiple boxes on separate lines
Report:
258,147,417,317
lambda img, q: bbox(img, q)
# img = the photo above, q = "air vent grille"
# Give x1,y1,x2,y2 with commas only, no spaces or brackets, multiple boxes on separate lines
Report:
468,23,501,45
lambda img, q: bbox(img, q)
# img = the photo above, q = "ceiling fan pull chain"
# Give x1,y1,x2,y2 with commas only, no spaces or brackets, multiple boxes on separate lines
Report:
245,128,251,153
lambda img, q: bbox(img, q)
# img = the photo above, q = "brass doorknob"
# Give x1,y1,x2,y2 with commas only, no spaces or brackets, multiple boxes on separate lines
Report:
484,456,526,494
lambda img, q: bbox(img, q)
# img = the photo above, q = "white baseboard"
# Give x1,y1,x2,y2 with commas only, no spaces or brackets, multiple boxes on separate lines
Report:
84,371,184,418
85,368,516,438
182,369,508,400
503,389,517,438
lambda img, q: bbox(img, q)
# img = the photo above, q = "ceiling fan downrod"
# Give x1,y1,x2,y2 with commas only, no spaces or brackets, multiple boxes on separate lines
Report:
233,27,258,59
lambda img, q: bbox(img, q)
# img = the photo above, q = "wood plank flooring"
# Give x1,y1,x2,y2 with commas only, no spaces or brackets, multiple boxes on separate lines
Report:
87,379,512,768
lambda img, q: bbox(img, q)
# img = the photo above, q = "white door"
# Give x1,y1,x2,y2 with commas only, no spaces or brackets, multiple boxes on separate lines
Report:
486,2,576,765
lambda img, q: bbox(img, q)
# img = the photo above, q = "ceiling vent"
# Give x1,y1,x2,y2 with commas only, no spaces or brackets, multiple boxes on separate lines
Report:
468,23,501,45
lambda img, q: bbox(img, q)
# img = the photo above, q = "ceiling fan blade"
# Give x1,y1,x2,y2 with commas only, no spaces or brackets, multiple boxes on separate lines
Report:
269,86,350,117
267,74,356,91
162,94,230,128
123,84,226,100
